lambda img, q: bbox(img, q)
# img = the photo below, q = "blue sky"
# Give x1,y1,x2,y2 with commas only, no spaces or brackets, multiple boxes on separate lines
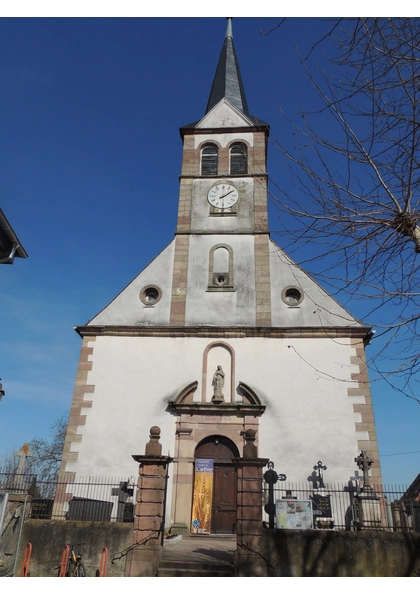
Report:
1,14,419,488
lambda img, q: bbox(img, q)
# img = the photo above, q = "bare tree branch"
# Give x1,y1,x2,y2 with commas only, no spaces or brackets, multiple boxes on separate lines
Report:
271,18,420,402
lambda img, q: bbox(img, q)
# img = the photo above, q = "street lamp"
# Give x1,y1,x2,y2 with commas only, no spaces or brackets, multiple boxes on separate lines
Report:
0,379,4,403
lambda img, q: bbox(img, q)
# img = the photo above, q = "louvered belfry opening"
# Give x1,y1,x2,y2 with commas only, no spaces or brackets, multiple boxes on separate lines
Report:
230,142,247,174
201,143,218,175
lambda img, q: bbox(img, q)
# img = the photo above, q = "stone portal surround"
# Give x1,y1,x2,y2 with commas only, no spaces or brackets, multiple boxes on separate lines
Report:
349,337,382,487
170,412,260,534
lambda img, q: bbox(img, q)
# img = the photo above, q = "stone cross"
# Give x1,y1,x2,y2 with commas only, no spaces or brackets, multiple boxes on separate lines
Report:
313,460,327,489
15,443,34,475
355,450,374,488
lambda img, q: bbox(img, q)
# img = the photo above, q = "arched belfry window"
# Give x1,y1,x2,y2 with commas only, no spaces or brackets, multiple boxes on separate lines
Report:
230,142,247,175
208,244,234,291
201,143,218,175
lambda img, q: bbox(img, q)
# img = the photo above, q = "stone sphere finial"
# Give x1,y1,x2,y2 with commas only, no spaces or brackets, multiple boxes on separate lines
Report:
243,428,258,458
145,426,162,456
150,426,161,438
245,429,256,442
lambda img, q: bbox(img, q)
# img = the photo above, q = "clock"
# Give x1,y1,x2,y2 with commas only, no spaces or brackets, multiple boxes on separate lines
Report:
208,183,239,209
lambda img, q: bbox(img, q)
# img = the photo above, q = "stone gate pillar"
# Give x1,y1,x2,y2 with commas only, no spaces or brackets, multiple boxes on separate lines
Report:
125,426,173,577
233,429,269,577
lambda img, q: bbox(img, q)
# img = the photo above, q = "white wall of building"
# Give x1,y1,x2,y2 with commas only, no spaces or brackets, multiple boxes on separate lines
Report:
68,334,362,486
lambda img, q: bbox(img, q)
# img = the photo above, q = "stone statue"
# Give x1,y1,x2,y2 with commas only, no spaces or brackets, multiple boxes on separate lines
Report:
212,365,225,403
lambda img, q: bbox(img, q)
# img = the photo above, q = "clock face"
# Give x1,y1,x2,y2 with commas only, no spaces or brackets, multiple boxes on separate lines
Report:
208,183,239,209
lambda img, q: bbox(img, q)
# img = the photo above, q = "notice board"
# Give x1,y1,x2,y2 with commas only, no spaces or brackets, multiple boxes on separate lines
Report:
276,499,313,529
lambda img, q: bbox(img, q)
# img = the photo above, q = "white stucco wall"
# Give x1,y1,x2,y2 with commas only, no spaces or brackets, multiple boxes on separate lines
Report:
68,334,363,486
185,234,256,326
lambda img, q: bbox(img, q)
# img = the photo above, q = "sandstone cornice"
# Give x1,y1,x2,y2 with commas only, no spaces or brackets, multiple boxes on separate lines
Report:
76,325,372,340
168,402,266,416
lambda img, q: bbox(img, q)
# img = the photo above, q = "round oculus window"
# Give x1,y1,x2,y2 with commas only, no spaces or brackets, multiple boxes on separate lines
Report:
282,286,303,306
213,273,229,287
140,286,162,306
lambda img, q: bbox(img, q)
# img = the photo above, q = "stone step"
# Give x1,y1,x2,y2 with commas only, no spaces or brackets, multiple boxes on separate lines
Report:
157,560,234,577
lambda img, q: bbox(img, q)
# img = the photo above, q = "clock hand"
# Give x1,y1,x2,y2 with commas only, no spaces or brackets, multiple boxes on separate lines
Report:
219,190,234,199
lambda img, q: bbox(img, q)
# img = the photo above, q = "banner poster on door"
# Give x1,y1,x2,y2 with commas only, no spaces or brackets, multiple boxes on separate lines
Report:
275,500,313,529
191,459,214,533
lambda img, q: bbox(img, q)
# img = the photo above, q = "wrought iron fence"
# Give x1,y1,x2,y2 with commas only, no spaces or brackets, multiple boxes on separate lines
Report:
262,481,420,532
1,472,419,531
0,473,136,522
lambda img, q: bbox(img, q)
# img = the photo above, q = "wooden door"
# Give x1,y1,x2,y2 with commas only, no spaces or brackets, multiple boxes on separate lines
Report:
213,465,236,533
194,435,238,534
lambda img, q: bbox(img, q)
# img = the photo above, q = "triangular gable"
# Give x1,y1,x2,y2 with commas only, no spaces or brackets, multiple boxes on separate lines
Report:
87,240,175,327
196,98,254,129
269,239,362,328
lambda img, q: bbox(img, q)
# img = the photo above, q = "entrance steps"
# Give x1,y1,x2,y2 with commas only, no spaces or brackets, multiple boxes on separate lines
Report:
157,535,236,577
157,560,233,577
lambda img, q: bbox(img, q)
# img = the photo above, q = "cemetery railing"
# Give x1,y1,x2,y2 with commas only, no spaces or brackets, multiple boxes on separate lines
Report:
0,473,136,522
263,481,420,532
1,472,418,530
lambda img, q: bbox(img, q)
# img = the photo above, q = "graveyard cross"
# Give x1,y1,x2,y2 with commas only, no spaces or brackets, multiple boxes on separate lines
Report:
355,450,374,488
313,460,327,489
15,443,34,475
264,461,287,529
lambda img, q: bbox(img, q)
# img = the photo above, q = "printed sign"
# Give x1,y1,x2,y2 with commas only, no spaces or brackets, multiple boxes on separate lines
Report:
191,459,214,533
276,499,313,530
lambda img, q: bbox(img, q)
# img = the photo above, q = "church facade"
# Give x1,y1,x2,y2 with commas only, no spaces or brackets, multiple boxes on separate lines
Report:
59,20,381,534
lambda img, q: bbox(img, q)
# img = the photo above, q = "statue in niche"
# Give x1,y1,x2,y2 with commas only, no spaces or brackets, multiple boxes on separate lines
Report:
212,365,225,403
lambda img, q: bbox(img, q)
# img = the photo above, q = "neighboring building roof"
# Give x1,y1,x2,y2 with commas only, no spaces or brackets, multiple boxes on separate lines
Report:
181,18,269,132
401,473,420,502
0,208,28,264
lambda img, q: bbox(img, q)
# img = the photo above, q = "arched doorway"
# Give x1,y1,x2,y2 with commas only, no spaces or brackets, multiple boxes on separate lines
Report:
193,435,239,534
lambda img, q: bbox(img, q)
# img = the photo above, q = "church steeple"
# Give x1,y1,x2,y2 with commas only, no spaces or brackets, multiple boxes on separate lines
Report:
205,18,250,116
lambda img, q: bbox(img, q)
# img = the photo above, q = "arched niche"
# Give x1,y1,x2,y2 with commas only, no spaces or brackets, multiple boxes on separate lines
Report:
208,244,234,291
202,341,235,403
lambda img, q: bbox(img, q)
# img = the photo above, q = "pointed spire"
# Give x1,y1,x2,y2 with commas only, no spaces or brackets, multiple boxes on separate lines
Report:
205,18,250,116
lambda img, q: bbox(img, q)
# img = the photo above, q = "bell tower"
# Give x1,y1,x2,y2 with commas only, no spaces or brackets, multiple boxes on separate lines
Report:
170,18,272,327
